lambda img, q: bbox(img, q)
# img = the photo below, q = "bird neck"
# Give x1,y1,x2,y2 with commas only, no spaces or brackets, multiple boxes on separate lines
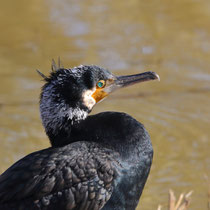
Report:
71,112,153,161
40,92,89,147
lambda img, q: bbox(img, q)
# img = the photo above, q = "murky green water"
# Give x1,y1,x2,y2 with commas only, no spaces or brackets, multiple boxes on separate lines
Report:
0,0,209,209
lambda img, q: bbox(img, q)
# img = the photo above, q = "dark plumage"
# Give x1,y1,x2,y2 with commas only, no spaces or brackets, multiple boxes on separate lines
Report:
0,63,159,210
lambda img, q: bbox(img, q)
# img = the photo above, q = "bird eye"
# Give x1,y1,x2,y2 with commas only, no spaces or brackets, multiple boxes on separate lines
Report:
96,80,106,88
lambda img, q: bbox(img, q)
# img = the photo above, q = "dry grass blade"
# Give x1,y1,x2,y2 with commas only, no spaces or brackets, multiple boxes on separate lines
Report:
174,192,184,210
158,189,193,210
204,174,210,210
178,191,193,210
169,189,176,210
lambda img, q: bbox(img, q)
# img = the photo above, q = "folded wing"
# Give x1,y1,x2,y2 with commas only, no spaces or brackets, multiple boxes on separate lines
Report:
0,141,120,210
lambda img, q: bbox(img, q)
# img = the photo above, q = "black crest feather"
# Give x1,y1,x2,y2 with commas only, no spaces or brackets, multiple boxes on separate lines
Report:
37,57,64,81
36,69,48,80
51,57,63,72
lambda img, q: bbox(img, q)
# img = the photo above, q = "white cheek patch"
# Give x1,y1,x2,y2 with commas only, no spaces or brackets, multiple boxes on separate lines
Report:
82,88,96,110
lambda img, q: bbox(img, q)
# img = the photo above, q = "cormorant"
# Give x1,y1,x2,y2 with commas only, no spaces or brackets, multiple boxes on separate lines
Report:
0,63,159,210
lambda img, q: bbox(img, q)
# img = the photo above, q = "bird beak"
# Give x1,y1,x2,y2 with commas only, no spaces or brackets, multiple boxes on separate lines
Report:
92,71,160,103
104,71,160,93
115,71,160,88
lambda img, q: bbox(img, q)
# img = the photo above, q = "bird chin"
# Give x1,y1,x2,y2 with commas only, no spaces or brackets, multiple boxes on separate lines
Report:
82,89,97,110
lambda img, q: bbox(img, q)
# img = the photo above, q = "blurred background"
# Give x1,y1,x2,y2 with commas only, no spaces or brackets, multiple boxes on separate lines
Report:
0,0,209,209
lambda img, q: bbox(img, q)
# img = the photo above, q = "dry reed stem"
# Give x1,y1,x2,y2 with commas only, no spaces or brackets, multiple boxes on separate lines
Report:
158,189,193,210
204,174,210,209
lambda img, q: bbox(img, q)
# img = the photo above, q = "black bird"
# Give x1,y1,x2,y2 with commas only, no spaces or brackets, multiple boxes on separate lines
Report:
0,63,159,210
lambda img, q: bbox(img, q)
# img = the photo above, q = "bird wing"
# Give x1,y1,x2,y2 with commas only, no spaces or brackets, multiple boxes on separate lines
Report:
0,141,121,210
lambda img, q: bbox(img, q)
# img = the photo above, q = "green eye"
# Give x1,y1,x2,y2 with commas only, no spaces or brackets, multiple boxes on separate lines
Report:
97,80,106,88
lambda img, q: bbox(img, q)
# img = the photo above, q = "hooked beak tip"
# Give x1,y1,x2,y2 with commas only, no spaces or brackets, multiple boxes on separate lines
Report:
152,72,160,81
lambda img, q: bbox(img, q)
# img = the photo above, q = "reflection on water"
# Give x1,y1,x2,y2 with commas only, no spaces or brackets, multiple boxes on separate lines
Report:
0,0,209,209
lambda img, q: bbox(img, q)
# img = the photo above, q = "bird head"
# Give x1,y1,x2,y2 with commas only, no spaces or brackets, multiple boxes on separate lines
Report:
38,63,159,123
